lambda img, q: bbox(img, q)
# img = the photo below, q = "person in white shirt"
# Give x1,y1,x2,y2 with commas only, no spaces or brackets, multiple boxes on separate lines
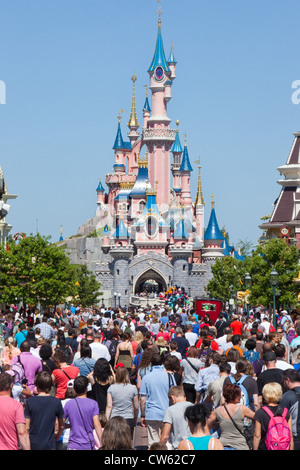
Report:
89,333,111,362
184,324,198,347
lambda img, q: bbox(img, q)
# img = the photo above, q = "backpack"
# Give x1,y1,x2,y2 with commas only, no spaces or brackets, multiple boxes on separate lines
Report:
262,406,291,450
11,356,26,384
229,374,250,408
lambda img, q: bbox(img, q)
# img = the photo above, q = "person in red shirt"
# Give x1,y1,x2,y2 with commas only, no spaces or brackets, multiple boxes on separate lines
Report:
51,350,79,399
230,316,244,336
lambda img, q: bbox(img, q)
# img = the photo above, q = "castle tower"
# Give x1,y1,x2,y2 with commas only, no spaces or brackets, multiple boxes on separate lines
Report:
171,120,183,204
202,195,224,261
194,157,205,242
142,13,176,208
96,179,105,206
127,72,140,146
180,134,193,207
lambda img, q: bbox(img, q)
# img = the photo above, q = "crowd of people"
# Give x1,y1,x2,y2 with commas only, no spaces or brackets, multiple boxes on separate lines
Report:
0,301,300,451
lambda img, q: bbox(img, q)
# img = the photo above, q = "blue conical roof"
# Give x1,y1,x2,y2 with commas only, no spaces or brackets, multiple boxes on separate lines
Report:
130,162,152,197
180,145,193,172
171,131,183,154
168,42,176,64
173,217,190,240
96,179,105,192
143,96,151,113
204,207,223,241
148,20,171,73
113,122,125,150
113,218,130,239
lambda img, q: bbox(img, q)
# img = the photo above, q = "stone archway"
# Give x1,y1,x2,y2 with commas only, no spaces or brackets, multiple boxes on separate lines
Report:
134,268,168,295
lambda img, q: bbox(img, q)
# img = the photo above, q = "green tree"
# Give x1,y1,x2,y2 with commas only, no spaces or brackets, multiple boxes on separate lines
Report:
70,264,102,307
1,234,77,308
246,238,300,307
206,256,248,303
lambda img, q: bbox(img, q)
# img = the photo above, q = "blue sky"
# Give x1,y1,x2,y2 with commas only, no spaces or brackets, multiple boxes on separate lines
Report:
1,0,300,249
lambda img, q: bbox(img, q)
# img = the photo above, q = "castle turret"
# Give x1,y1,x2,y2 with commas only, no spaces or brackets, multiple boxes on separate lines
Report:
180,134,193,207
194,158,205,243
202,195,224,261
127,73,140,145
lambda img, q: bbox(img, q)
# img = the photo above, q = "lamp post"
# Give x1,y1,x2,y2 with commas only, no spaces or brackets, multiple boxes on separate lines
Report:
229,285,234,316
244,273,252,317
118,293,121,307
270,268,279,328
113,292,117,309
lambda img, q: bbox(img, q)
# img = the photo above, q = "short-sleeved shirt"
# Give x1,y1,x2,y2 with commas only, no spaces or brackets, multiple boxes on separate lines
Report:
107,383,138,419
256,368,284,399
52,365,79,399
163,401,193,449
0,396,25,450
254,405,291,450
279,386,300,445
64,397,99,450
140,366,176,421
230,321,243,336
24,395,64,450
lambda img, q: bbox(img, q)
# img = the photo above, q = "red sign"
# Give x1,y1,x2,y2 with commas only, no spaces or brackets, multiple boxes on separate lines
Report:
194,298,223,324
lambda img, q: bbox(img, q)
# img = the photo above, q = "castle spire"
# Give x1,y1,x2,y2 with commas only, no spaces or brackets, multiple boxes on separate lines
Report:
127,73,139,130
194,157,205,206
148,8,170,73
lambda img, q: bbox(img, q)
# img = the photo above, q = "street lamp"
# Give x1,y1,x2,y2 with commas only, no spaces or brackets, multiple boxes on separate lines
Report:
113,292,117,309
244,273,252,317
118,293,121,307
270,268,279,328
229,285,234,316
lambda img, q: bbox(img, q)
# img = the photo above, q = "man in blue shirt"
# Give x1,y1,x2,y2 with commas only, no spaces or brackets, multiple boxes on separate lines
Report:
14,323,28,348
195,351,222,403
140,353,176,448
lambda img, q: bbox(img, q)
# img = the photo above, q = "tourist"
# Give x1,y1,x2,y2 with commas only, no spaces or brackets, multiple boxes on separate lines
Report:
0,372,30,450
101,416,132,450
177,403,224,450
0,337,20,367
14,323,28,348
274,343,294,371
34,316,55,341
114,332,134,374
63,376,102,450
172,327,190,360
205,361,231,410
257,351,284,405
195,351,222,403
24,371,64,450
208,383,255,450
136,347,154,391
105,366,138,439
140,353,176,447
181,346,203,404
253,381,293,450
87,358,115,414
51,350,80,400
160,385,193,450
280,369,300,450
52,330,73,365
73,342,95,377
10,340,43,393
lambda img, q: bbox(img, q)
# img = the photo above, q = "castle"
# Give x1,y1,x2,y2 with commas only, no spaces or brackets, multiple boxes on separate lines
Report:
60,12,243,308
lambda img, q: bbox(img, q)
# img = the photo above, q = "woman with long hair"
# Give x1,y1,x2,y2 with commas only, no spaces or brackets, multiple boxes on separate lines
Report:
87,358,115,413
101,416,132,450
0,336,20,366
105,366,138,439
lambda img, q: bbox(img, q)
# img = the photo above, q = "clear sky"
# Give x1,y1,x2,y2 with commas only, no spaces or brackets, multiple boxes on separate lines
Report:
1,0,300,249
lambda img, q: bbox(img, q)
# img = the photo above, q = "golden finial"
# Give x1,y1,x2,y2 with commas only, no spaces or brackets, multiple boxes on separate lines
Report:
176,120,179,132
60,225,63,236
184,130,187,146
157,0,162,24
194,157,205,206
128,72,139,129
144,85,149,97
211,194,215,209
118,109,125,123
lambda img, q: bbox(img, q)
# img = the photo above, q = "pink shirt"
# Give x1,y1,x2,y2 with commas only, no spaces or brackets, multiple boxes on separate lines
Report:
10,352,43,391
0,396,25,450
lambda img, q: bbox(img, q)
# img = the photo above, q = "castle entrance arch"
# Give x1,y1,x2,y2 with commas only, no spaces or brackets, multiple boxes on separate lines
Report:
134,268,167,296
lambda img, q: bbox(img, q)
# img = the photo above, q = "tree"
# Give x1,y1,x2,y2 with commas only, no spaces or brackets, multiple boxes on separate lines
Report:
70,264,102,307
1,234,78,308
206,256,248,304
246,238,300,307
